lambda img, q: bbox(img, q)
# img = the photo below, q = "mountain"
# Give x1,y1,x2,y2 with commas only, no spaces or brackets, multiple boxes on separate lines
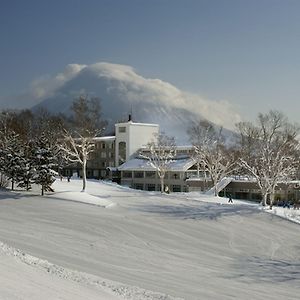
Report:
32,63,239,144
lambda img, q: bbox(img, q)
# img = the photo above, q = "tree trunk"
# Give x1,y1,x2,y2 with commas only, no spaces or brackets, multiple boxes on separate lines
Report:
11,179,14,191
211,176,217,196
269,192,275,209
197,162,200,177
160,176,164,193
82,159,87,192
262,192,268,206
41,185,44,196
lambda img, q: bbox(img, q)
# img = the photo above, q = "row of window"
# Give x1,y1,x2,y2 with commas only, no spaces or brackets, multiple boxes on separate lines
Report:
90,152,114,160
88,161,115,168
133,183,182,192
95,142,114,150
122,171,182,179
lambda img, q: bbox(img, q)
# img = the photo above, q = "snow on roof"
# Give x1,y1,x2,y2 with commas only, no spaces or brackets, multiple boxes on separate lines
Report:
139,145,194,150
92,136,116,141
118,157,196,172
115,121,159,127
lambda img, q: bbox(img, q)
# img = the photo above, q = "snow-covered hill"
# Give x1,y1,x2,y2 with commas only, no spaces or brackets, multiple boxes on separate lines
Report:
0,179,299,299
32,63,239,143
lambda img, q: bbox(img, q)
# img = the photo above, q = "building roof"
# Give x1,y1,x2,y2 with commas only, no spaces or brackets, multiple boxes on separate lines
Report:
92,136,116,141
115,121,159,127
117,157,196,172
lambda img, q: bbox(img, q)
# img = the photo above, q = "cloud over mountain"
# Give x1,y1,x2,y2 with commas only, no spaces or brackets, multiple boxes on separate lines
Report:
10,62,242,143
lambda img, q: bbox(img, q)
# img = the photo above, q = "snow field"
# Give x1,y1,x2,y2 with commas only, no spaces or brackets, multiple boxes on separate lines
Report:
0,178,299,299
0,241,180,300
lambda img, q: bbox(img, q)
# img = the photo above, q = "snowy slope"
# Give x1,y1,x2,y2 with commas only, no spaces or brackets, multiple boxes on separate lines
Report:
0,242,121,300
0,179,300,299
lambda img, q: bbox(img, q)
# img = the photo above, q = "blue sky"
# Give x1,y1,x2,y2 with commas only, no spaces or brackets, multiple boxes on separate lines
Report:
1,0,300,123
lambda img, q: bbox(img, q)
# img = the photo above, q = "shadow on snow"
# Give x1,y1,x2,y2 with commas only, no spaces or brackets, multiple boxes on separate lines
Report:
229,256,300,283
131,202,260,221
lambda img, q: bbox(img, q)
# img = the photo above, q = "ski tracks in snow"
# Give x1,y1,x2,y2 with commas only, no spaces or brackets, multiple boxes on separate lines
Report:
224,213,283,260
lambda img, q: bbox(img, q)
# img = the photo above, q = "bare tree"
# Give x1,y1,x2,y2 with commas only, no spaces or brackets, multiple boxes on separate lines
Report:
140,132,176,193
236,110,300,207
58,132,95,191
70,95,106,136
59,95,106,191
188,120,238,196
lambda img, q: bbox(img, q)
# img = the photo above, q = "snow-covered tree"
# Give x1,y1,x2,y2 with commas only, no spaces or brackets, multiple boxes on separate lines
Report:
33,135,57,196
17,142,35,191
0,109,73,193
59,131,96,191
0,131,25,190
236,110,300,207
140,132,176,193
30,108,66,146
188,120,238,196
0,173,9,189
58,95,106,191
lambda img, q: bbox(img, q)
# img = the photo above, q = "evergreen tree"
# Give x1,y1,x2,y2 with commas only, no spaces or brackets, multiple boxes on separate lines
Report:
1,131,25,190
17,142,35,191
33,135,57,196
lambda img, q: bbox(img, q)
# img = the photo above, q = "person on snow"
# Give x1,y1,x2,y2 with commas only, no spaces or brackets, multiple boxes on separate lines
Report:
164,185,170,194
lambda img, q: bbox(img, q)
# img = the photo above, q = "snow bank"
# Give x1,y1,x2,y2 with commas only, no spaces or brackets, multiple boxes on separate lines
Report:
262,206,300,225
0,241,182,300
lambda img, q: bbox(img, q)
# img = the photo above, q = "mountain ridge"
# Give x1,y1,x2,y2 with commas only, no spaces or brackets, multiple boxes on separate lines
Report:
32,62,236,144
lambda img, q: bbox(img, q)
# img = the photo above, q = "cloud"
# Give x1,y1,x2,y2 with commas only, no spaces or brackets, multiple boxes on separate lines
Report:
0,64,86,110
86,62,242,129
30,64,86,101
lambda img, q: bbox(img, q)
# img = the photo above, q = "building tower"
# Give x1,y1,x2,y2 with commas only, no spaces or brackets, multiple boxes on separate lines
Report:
115,117,159,167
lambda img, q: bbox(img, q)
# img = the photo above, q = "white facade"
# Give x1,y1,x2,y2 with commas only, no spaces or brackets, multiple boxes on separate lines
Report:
115,121,159,167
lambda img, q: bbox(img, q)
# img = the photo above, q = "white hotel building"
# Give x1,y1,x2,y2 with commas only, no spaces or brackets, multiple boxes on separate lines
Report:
63,119,300,203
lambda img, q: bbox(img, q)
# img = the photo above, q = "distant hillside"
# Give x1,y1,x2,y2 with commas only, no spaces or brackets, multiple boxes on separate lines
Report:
33,63,236,144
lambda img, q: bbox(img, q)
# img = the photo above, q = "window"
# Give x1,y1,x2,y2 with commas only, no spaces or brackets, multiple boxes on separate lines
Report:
123,171,132,178
171,173,180,179
119,142,126,164
134,183,144,190
145,171,156,178
172,185,181,192
101,143,106,149
119,127,126,133
146,184,156,191
134,171,144,178
101,152,107,158
89,152,96,160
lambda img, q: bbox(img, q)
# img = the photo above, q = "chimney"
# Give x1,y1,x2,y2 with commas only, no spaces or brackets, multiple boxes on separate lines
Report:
128,114,132,122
